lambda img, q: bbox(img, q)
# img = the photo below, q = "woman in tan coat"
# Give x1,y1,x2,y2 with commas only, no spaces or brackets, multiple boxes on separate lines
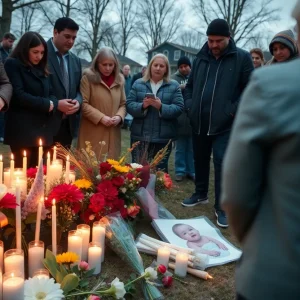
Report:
78,47,126,160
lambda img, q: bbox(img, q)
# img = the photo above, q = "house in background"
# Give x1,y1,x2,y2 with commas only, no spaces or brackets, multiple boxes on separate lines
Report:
147,42,199,73
117,54,143,75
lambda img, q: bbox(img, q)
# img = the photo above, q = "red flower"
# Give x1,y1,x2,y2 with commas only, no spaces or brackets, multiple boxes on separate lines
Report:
27,166,47,179
97,180,118,201
99,162,112,175
162,276,173,287
127,204,140,218
48,184,84,203
126,173,134,180
89,193,106,213
111,198,128,218
157,264,167,274
111,176,124,187
164,173,173,189
0,193,18,209
81,209,95,223
139,165,150,188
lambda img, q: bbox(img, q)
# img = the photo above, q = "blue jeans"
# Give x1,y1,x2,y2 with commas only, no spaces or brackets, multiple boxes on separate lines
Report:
192,130,230,210
175,136,195,176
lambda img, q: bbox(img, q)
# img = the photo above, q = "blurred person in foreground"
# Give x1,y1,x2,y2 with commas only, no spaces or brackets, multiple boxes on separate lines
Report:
222,1,300,299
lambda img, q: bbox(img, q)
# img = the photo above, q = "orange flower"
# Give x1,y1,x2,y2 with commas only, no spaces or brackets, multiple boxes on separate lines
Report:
163,173,173,189
127,204,141,218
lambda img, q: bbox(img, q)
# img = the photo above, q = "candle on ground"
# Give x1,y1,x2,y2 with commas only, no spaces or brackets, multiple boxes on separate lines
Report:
15,178,22,250
28,241,44,278
3,272,24,300
65,155,70,183
157,246,170,267
22,151,27,177
35,198,43,242
88,242,102,275
92,221,106,262
10,154,14,188
52,199,57,256
77,224,90,262
175,252,189,277
4,249,24,277
0,155,3,184
38,139,43,166
68,230,82,262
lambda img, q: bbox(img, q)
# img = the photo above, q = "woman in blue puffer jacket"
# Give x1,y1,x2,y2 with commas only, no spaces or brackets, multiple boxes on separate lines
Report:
126,54,184,172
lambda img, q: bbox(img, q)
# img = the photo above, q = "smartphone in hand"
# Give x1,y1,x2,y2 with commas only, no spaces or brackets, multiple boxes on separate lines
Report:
145,93,156,99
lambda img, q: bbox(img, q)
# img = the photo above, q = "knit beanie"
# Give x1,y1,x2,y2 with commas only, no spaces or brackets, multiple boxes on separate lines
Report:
269,30,298,56
206,19,230,37
177,56,191,68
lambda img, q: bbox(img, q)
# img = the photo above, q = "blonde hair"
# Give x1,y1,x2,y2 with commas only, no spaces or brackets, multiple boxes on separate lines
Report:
90,47,122,81
143,53,170,82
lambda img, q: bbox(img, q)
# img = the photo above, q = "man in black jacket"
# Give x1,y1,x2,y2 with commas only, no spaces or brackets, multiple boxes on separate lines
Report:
182,19,254,228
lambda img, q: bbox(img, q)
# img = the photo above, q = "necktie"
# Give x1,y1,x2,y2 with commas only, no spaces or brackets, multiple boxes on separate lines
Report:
57,52,69,97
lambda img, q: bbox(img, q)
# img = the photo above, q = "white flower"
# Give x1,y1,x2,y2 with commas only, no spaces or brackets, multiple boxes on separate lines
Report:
142,267,157,281
120,187,127,193
24,277,64,300
111,277,126,299
96,175,101,180
130,163,143,169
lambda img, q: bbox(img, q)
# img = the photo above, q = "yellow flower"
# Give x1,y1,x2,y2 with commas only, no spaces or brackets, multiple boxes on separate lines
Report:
56,252,79,264
113,164,130,173
107,159,120,166
74,179,92,189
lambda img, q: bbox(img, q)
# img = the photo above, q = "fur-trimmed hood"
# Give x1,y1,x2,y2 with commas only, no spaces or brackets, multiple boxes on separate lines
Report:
83,68,124,85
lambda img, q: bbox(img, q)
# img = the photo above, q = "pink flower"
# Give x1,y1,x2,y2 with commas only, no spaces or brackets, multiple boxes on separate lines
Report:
79,261,89,271
163,173,173,189
88,296,101,300
162,276,173,287
127,204,140,218
157,264,167,274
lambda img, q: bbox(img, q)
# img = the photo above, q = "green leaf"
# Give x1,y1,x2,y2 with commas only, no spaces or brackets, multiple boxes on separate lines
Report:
24,213,37,224
71,265,80,276
43,249,60,282
79,279,89,288
61,274,79,294
59,264,69,278
84,268,96,278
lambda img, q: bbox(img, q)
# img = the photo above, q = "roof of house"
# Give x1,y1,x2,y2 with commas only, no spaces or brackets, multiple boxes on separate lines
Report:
117,54,142,67
147,41,199,54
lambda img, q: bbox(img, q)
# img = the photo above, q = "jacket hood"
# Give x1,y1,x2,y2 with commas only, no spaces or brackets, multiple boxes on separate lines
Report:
83,68,124,85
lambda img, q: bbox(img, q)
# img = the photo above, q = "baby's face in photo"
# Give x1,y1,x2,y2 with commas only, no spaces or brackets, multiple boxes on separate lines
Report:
175,225,201,242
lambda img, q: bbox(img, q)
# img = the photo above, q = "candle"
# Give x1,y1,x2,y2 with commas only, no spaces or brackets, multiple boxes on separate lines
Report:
0,155,3,184
53,146,57,162
88,242,102,275
92,221,105,262
0,240,3,274
3,168,9,187
38,139,43,167
35,198,43,242
10,154,14,188
168,263,213,280
77,224,90,262
46,152,51,193
28,241,44,278
69,171,75,183
52,200,57,256
65,155,70,183
175,252,189,277
47,160,63,189
157,246,170,267
22,151,27,177
68,230,82,262
33,269,49,279
4,249,24,277
15,178,21,250
3,272,24,300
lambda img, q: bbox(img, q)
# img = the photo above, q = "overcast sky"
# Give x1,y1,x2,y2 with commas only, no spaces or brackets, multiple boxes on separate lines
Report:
128,0,298,65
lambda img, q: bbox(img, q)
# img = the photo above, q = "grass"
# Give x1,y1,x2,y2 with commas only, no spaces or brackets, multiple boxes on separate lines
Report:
0,129,237,300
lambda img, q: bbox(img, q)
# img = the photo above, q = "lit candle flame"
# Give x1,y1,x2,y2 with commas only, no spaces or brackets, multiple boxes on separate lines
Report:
0,155,2,161
11,273,14,277
23,150,26,157
52,199,56,205
39,138,42,146
11,153,14,160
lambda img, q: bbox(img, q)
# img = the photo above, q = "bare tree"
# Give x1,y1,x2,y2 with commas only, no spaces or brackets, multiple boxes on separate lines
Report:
177,29,205,49
191,0,279,47
76,0,112,59
0,0,48,37
135,0,182,50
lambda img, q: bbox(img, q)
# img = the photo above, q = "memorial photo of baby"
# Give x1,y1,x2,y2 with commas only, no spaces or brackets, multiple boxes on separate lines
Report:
172,223,230,257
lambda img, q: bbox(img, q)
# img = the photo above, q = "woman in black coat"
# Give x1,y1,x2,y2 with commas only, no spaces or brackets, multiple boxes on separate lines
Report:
4,32,57,168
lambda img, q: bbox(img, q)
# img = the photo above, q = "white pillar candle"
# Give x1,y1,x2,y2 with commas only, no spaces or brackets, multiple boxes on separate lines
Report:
35,198,43,242
0,240,3,275
52,200,57,256
0,155,3,184
4,249,24,278
77,224,90,262
68,230,82,262
10,154,14,188
88,242,102,275
157,246,170,267
69,171,75,183
22,151,27,177
33,269,49,279
38,139,43,167
175,252,189,278
3,168,9,187
3,272,24,300
15,179,22,250
53,146,57,162
47,160,63,189
92,221,105,262
65,155,70,183
28,241,44,278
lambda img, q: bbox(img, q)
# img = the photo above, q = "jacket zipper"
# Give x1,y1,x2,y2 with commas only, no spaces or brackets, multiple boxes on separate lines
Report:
207,58,224,136
198,65,210,135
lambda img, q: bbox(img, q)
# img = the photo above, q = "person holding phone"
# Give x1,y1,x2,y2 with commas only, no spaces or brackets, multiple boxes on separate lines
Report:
126,53,184,172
